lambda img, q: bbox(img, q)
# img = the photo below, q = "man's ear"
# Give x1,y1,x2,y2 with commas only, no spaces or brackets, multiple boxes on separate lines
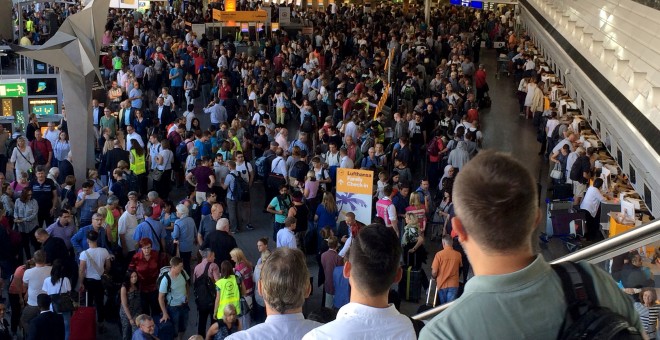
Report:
452,216,468,243
343,260,351,279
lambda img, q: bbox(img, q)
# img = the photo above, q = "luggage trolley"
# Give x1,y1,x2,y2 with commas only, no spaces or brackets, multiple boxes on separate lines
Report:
497,55,510,79
539,198,586,252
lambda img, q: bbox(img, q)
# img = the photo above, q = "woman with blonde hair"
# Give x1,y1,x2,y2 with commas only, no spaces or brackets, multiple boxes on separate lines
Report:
315,191,338,233
405,192,427,232
402,212,426,269
9,136,34,181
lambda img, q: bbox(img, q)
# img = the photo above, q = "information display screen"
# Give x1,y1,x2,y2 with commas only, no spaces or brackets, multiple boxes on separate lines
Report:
28,97,58,116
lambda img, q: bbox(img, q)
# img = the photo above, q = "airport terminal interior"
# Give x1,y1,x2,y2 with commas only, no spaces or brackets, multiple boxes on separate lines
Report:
0,0,659,339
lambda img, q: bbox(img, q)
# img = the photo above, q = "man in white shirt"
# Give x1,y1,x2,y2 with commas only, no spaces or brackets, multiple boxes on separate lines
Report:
303,224,416,340
118,201,139,258
227,247,320,340
579,178,614,241
78,230,112,332
324,143,341,167
276,217,297,249
204,98,227,129
21,250,52,331
339,147,354,169
125,125,145,152
270,148,287,176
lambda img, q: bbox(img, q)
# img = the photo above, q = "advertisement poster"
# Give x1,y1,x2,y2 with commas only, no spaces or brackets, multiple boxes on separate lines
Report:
336,168,373,225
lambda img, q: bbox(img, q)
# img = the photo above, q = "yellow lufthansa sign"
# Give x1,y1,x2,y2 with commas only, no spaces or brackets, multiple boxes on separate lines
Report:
212,10,268,22
336,168,373,195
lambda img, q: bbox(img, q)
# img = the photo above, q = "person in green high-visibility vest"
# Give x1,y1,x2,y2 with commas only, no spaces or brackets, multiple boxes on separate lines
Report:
129,141,147,194
213,260,242,320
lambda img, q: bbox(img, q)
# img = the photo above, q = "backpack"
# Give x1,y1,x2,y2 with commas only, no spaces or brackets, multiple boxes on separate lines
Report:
193,262,216,311
175,141,192,163
551,123,566,145
569,157,584,182
301,115,313,133
230,173,250,202
291,160,310,181
552,262,643,340
426,136,441,157
5,137,16,158
126,171,139,193
256,154,275,179
402,85,415,100
157,267,190,303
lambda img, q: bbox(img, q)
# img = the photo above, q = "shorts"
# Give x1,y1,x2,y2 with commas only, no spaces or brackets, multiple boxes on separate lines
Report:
572,181,587,198
168,304,190,334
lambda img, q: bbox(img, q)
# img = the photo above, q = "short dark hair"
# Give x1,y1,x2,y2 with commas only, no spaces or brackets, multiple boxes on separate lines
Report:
87,230,99,242
453,150,538,252
593,177,604,189
348,224,401,297
37,293,51,310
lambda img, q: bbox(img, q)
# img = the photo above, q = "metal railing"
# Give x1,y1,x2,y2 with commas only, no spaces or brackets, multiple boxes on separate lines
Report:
412,218,660,320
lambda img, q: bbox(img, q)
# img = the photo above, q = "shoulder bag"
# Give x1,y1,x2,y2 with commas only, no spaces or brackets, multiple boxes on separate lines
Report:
51,279,75,313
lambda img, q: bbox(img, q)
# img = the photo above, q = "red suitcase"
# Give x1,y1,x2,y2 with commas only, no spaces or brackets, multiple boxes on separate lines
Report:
70,292,97,340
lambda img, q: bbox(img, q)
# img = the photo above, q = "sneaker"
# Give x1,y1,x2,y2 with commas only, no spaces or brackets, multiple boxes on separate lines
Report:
246,224,255,230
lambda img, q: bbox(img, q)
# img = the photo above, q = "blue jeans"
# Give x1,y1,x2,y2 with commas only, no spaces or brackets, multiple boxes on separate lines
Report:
167,304,190,335
438,287,459,305
62,311,71,340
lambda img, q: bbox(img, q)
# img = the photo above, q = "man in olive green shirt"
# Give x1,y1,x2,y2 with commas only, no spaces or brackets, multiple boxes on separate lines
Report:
420,151,644,340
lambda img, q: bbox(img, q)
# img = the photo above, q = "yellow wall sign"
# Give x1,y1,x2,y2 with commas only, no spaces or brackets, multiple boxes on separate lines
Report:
212,10,268,22
336,168,373,195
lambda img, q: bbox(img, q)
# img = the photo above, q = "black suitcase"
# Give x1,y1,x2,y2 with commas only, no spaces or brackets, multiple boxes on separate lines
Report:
416,278,439,313
552,183,573,200
399,254,422,302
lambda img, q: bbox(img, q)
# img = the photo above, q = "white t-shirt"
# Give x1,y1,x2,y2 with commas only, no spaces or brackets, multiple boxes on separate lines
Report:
23,266,53,306
80,248,111,280
118,212,139,251
42,277,72,311
546,119,560,137
235,161,253,182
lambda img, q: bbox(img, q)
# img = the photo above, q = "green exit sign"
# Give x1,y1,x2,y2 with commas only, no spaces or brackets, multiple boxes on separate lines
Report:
0,83,27,97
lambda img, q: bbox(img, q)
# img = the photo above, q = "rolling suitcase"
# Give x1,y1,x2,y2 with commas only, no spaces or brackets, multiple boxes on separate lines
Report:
70,292,96,340
399,254,422,302
416,278,439,313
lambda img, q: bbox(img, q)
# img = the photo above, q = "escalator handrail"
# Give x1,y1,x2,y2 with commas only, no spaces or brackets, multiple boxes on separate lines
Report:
411,218,660,320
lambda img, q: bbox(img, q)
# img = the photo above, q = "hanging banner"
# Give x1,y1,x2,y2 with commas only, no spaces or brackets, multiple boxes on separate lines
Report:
109,0,139,9
278,7,291,24
336,168,374,225
212,9,268,22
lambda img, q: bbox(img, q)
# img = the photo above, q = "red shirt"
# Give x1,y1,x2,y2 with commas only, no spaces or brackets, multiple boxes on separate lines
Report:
219,84,232,100
129,250,161,292
475,69,487,89
29,138,52,165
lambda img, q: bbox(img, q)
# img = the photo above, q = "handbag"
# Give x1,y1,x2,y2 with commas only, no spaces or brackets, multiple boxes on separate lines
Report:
51,279,75,313
550,163,563,180
149,169,164,181
190,89,200,99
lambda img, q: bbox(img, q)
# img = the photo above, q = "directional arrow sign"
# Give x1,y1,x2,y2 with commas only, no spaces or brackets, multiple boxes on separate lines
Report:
0,83,27,98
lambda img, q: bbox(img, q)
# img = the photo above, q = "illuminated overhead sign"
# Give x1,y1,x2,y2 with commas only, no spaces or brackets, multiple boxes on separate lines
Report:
0,82,27,98
28,98,58,115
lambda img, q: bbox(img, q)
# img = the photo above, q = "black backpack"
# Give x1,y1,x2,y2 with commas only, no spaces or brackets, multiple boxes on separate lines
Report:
230,173,250,202
291,160,310,181
194,262,216,311
301,115,313,133
551,123,566,145
126,171,139,193
5,137,16,158
552,262,642,340
176,140,192,163
156,267,190,303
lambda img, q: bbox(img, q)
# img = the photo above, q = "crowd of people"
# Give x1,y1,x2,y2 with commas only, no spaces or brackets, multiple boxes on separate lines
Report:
0,0,653,340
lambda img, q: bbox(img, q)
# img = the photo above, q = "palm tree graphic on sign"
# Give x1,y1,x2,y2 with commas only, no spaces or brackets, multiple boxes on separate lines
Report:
336,192,367,211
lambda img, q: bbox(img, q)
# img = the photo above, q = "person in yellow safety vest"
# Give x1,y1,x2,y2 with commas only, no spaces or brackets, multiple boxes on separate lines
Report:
25,18,35,33
130,141,147,194
214,260,243,320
